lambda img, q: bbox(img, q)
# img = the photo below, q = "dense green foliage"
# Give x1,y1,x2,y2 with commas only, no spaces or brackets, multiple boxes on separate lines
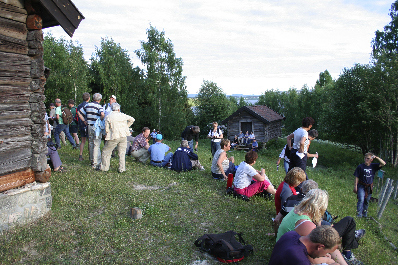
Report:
90,37,141,121
43,34,91,104
195,80,232,136
135,26,190,139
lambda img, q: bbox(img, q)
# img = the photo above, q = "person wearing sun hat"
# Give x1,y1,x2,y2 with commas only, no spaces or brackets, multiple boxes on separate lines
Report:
103,94,117,118
148,133,173,167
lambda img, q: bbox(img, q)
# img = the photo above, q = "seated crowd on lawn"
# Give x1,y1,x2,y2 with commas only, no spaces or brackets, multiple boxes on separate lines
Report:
47,95,372,264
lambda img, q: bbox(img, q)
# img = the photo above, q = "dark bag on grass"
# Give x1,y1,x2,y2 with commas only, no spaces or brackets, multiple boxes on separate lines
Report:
62,107,73,125
194,230,253,263
323,209,337,224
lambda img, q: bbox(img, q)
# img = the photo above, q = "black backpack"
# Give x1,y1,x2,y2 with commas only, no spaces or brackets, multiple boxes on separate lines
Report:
194,231,253,263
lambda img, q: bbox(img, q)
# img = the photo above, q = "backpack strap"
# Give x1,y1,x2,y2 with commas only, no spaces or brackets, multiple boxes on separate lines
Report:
236,232,246,245
194,235,211,252
217,239,241,259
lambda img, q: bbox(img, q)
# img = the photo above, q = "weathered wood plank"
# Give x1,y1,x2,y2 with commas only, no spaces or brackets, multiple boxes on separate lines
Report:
0,33,28,54
0,102,31,119
0,79,31,86
0,1,27,23
0,146,32,176
0,61,30,72
0,50,30,65
0,135,32,151
0,168,35,193
0,0,25,10
0,117,33,137
0,69,30,78
0,84,31,102
0,16,27,40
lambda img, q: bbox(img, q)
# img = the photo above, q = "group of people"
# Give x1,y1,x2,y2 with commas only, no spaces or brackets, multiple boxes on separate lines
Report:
46,92,209,174
46,101,384,264
269,116,386,265
230,131,258,152
46,93,135,173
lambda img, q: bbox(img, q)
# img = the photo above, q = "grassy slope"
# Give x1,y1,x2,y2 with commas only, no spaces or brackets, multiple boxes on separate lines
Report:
0,139,397,264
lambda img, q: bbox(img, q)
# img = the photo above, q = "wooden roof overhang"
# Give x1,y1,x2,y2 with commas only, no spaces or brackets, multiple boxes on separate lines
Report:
26,0,84,37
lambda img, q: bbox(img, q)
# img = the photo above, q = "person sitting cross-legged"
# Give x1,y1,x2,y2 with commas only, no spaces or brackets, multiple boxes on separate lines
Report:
130,127,151,164
148,134,173,168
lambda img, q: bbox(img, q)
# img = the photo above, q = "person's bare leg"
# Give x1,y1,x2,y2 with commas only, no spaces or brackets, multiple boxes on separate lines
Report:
73,133,80,145
79,137,87,159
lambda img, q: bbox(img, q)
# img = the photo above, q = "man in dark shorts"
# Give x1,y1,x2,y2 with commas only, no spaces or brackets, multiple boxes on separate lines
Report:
77,92,90,161
68,99,80,147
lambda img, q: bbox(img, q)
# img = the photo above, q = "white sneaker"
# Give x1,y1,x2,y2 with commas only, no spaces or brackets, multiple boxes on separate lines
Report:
199,166,205,171
355,229,366,242
344,253,363,265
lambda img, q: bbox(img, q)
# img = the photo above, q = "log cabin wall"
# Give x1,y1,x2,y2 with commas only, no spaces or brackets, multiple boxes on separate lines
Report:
263,120,282,142
0,0,49,192
227,110,266,142
225,108,283,144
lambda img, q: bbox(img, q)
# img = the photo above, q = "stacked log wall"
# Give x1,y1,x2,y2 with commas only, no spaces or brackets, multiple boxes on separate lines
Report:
264,120,282,142
0,0,48,192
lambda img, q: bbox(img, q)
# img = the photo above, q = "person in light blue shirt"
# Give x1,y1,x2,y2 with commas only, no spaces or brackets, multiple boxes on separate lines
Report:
103,95,116,118
150,129,157,144
148,134,173,167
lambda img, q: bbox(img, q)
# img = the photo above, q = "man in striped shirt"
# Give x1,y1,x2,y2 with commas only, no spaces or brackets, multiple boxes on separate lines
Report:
79,93,105,169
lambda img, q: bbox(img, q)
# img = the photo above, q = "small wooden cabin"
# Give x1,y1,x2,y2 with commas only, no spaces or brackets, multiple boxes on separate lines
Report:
0,0,83,192
222,105,284,143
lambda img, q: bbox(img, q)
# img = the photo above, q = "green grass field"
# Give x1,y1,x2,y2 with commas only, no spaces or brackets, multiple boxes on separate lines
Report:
0,138,397,264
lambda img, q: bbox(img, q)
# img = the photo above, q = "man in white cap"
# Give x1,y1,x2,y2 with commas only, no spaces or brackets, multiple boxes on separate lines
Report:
104,95,117,118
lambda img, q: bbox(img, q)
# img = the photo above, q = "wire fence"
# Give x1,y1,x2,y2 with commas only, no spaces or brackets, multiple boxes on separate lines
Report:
371,171,398,251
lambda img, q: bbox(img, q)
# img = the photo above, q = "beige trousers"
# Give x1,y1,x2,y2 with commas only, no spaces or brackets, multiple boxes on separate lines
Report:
101,137,127,172
131,148,150,163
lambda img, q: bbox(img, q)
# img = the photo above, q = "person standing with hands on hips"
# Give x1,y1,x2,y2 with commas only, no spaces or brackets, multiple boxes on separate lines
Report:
354,153,386,218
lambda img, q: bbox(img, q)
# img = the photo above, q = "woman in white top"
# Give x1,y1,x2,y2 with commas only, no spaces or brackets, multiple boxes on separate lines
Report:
211,139,234,180
286,117,318,173
207,121,223,157
233,150,276,198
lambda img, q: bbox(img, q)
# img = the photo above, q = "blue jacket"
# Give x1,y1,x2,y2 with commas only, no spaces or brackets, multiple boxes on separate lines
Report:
93,118,106,138
171,147,198,172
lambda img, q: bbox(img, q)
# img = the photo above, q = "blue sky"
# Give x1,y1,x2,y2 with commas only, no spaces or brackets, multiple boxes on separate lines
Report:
44,0,394,95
